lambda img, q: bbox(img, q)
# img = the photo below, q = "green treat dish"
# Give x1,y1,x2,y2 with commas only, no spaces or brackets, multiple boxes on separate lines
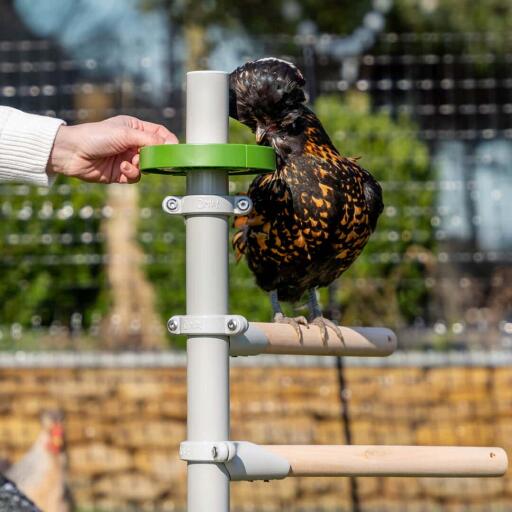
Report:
140,144,276,175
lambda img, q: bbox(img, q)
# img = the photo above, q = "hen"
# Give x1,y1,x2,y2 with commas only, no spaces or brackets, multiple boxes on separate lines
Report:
230,58,383,340
5,410,74,512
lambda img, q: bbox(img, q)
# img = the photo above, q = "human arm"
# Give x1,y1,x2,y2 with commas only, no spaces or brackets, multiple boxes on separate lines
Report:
0,108,177,185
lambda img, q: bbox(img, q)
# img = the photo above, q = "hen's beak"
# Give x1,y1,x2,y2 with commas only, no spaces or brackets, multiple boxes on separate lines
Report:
256,125,268,144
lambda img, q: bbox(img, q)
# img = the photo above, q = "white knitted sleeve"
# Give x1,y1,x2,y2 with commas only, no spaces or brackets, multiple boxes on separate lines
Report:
0,107,65,186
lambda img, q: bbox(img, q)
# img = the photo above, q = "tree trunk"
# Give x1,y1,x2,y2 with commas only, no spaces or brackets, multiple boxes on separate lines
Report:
101,184,166,349
185,23,208,71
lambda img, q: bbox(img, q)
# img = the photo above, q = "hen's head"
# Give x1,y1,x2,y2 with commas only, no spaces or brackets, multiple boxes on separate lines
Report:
40,410,64,455
229,58,307,149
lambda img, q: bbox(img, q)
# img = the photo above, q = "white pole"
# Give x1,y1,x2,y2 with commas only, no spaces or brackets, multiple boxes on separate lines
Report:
185,71,230,512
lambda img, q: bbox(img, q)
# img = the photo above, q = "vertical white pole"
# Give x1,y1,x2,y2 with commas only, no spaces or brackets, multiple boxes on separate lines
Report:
185,71,230,512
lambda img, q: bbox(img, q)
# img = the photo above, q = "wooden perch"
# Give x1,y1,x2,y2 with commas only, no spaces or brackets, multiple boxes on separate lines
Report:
264,445,508,477
230,322,396,357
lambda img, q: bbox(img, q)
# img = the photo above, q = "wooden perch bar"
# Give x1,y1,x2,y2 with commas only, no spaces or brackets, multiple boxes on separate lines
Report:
264,445,508,477
229,322,396,357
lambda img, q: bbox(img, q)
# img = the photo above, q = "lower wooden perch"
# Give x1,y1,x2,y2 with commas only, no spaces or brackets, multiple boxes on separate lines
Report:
230,322,397,357
264,445,508,477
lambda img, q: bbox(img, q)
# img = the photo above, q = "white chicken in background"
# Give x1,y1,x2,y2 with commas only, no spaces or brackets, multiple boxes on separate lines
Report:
4,410,74,512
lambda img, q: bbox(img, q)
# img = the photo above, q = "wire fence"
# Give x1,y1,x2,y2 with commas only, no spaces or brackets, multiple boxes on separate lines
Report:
1,30,512,351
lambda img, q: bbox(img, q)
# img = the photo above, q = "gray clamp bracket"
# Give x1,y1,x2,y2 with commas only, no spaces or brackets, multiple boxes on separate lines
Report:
167,314,248,336
179,441,290,481
162,195,252,216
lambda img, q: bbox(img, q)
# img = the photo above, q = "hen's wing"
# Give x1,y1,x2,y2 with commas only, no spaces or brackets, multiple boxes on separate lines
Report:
361,168,384,231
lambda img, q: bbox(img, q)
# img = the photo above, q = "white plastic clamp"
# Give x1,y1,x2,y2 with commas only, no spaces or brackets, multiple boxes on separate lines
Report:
162,195,252,216
167,314,248,336
179,441,291,481
225,442,291,481
180,441,237,463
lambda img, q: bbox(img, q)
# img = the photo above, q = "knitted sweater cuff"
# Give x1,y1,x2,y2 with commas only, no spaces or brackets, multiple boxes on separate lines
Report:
0,107,65,186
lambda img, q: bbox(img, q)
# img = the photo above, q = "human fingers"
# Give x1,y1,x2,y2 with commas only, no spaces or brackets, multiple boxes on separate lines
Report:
109,115,178,144
120,160,141,183
134,119,178,144
117,126,169,149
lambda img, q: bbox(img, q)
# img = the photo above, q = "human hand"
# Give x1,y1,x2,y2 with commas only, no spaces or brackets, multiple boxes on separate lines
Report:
47,115,178,184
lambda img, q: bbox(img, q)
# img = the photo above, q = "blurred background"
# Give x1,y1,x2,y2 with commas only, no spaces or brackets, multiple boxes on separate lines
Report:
0,0,511,510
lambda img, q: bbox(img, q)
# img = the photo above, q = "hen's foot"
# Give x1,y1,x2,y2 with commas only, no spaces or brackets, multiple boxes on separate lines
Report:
310,316,344,344
273,312,308,340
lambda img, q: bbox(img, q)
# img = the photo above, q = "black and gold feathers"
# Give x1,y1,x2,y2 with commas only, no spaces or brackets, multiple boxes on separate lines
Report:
230,58,383,305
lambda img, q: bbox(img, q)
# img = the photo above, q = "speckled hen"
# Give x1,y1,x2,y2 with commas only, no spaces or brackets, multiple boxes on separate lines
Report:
230,58,383,340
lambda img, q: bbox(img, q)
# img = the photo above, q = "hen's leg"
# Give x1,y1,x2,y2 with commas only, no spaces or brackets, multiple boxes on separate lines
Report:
307,288,344,344
270,290,307,339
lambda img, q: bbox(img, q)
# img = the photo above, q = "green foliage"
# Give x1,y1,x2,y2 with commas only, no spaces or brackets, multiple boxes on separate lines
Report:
142,0,372,37
314,92,433,327
143,0,511,57
392,0,512,55
137,176,187,348
0,181,108,330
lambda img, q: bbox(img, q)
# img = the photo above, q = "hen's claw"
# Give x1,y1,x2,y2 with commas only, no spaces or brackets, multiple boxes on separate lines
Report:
273,312,308,340
310,316,344,344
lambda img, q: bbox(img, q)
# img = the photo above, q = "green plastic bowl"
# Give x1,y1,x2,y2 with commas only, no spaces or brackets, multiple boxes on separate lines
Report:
140,144,276,176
